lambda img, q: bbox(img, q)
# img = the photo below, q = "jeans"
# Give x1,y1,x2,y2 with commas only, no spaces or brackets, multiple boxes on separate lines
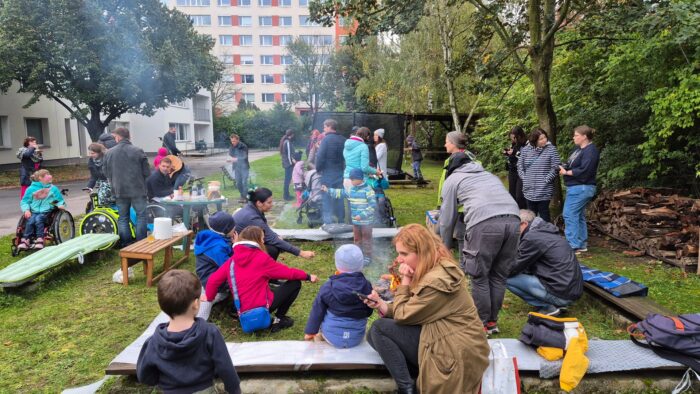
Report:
526,199,551,223
23,212,48,239
462,215,520,324
507,273,574,309
283,166,293,199
563,184,596,249
411,160,423,179
116,196,148,245
367,318,421,391
235,165,249,199
269,280,301,317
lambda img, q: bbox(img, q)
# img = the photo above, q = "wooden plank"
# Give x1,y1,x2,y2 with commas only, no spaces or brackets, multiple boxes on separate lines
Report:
584,283,673,321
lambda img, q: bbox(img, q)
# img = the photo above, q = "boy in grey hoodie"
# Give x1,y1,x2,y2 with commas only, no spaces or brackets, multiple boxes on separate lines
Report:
438,160,520,335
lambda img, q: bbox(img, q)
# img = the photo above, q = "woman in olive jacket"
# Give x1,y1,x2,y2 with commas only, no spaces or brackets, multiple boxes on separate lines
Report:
365,224,489,394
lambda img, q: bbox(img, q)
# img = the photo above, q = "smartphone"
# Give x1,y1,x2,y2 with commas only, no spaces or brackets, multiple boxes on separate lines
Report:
354,291,370,301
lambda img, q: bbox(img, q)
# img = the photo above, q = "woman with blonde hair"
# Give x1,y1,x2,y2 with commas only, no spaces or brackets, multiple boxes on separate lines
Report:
364,224,489,394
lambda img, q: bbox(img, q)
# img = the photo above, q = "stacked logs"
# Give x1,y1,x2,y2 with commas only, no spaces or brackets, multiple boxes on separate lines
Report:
588,188,700,268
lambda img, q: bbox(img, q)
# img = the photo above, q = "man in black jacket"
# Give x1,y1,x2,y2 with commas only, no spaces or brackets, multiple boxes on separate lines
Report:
315,118,346,224
147,157,175,202
162,126,181,156
507,209,583,317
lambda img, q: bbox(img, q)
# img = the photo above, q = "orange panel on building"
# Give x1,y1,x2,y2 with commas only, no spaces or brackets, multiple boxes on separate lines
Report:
273,55,281,65
274,93,282,103
233,55,241,65
273,74,282,84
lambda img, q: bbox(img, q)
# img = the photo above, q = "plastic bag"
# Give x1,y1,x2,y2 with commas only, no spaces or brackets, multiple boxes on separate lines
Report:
112,267,134,284
481,341,521,394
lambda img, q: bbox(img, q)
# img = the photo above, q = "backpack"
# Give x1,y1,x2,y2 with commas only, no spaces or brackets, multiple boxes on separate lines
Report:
629,314,700,373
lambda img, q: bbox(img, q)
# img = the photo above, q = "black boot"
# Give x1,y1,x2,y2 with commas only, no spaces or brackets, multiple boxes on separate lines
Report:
397,384,417,394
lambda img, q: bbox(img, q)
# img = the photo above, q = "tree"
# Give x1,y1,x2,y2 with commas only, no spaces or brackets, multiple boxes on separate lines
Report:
0,0,222,141
285,38,334,113
211,64,240,117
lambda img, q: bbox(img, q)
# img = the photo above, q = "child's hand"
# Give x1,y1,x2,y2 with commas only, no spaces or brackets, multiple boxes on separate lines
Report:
354,215,361,221
299,250,315,259
304,334,316,341
24,210,31,219
308,274,318,283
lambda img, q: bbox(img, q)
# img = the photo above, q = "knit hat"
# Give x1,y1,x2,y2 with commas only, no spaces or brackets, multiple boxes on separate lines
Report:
446,131,468,149
349,168,364,180
335,244,364,273
208,211,235,235
374,128,385,138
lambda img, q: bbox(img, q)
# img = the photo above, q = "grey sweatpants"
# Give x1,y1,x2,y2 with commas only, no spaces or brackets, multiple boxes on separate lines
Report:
462,215,520,324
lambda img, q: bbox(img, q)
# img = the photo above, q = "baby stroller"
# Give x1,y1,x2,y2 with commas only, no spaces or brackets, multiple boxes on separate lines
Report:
296,169,324,228
11,189,75,256
374,191,397,228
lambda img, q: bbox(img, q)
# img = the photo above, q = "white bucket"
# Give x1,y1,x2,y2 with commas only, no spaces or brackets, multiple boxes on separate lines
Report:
153,217,173,240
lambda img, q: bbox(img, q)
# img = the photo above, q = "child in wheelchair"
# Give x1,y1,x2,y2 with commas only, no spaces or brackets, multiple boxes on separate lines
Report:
19,169,66,250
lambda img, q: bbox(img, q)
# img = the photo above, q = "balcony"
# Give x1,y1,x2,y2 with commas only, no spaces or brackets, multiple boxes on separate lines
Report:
193,107,210,122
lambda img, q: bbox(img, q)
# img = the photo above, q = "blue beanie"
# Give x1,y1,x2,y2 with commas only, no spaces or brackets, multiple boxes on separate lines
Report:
335,244,364,273
349,168,364,180
208,211,235,235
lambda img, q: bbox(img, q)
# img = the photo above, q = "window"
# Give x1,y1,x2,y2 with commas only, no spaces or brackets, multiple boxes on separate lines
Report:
300,35,333,46
279,35,293,46
218,15,231,26
299,15,315,26
261,74,274,84
279,0,291,6
169,123,190,141
258,16,272,26
217,0,230,5
280,74,287,83
0,116,9,147
317,54,330,64
190,15,211,26
242,93,255,103
64,119,73,147
25,118,49,145
258,0,271,5
219,35,233,45
107,121,130,133
170,99,189,108
177,0,210,5
299,0,308,6
241,74,254,84
239,16,252,26
238,0,251,5
220,54,234,64
259,35,273,46
222,74,234,82
241,55,254,65
279,16,292,27
239,35,253,46
260,55,274,65
280,93,290,103
261,93,275,103
281,55,292,65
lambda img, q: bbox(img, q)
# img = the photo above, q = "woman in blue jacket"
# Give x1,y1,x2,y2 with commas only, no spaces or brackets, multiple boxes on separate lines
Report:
343,127,380,189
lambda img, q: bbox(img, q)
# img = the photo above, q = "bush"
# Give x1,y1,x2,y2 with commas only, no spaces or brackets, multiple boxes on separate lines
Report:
213,104,304,150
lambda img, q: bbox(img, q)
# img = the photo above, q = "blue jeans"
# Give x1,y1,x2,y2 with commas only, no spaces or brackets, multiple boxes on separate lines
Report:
283,166,293,199
411,160,422,179
506,274,573,309
235,165,249,199
563,184,596,249
116,196,147,244
23,212,48,239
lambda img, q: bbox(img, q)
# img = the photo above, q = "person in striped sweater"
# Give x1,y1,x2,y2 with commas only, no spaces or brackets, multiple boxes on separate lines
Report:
517,128,561,222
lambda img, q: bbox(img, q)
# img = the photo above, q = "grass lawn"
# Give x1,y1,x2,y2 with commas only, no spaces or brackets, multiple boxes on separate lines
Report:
0,164,90,188
0,154,698,392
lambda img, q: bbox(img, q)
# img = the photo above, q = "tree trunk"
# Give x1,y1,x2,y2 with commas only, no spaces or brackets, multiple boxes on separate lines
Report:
86,113,106,143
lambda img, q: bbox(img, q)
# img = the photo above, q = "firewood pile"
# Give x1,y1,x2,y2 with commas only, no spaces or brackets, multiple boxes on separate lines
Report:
588,188,700,268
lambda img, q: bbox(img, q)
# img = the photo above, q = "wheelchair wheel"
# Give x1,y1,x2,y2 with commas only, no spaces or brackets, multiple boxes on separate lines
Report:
52,210,75,244
79,210,118,249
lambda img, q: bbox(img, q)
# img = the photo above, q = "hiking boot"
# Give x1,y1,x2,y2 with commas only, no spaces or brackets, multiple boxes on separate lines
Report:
17,238,30,250
270,315,294,333
539,305,562,317
33,238,44,250
485,321,500,335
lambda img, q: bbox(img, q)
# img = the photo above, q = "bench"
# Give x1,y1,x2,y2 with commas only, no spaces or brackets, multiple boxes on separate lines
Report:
119,231,193,287
583,282,674,321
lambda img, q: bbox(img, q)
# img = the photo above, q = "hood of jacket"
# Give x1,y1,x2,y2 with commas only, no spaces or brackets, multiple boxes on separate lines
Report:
327,272,372,306
526,216,560,236
231,242,263,268
451,161,486,175
28,181,51,190
151,318,207,361
343,137,366,157
194,230,232,265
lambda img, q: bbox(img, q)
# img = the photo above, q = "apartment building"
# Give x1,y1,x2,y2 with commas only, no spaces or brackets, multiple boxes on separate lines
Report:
166,0,352,112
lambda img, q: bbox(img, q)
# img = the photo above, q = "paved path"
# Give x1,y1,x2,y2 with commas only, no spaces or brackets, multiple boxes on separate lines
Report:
0,150,276,236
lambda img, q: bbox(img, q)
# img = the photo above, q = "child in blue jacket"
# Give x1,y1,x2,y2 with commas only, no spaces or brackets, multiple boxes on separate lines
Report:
322,168,376,263
18,169,66,250
304,244,373,348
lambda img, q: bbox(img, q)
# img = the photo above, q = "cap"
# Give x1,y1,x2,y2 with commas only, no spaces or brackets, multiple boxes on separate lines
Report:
208,211,235,235
349,168,364,180
335,244,364,273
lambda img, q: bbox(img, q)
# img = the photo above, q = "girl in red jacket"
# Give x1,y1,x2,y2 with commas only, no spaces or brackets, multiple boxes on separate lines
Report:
205,226,318,332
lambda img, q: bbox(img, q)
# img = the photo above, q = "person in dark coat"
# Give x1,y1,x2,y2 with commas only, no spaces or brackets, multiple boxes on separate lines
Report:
17,136,43,199
98,132,117,149
228,133,250,203
86,143,107,189
315,119,346,224
504,126,527,208
162,126,181,156
507,210,583,317
146,157,175,201
233,187,315,261
103,127,151,244
279,129,296,201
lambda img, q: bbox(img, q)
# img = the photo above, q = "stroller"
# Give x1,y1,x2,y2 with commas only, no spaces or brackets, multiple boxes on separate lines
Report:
296,169,324,228
374,190,397,228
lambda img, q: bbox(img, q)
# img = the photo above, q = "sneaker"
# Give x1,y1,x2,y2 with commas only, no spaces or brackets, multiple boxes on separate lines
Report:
484,321,500,335
539,305,562,317
33,238,44,250
17,239,29,251
575,248,588,255
270,315,294,333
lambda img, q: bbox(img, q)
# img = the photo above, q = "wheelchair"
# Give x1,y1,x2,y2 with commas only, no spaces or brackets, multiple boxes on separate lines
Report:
11,189,75,256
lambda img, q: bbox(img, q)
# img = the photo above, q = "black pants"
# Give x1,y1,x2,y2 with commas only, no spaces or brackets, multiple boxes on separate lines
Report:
269,280,301,317
265,244,281,261
283,166,293,199
508,170,527,209
527,199,551,222
367,318,422,391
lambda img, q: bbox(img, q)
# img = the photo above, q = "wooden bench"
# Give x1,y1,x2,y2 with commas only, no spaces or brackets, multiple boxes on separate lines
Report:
119,231,193,287
584,282,674,321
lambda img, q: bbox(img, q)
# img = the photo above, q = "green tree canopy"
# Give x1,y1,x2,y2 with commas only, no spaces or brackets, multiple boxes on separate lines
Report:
0,0,222,141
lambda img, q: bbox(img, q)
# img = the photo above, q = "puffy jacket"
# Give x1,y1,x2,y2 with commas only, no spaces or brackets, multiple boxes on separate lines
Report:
343,136,378,179
17,146,42,186
509,217,583,301
327,182,376,225
20,181,66,213
103,139,150,198
304,272,373,335
315,131,346,187
517,142,561,201
195,230,233,287
204,242,309,312
233,203,300,256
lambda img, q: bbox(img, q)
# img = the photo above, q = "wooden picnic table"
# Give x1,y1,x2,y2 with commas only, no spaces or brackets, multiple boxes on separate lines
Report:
119,231,193,287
